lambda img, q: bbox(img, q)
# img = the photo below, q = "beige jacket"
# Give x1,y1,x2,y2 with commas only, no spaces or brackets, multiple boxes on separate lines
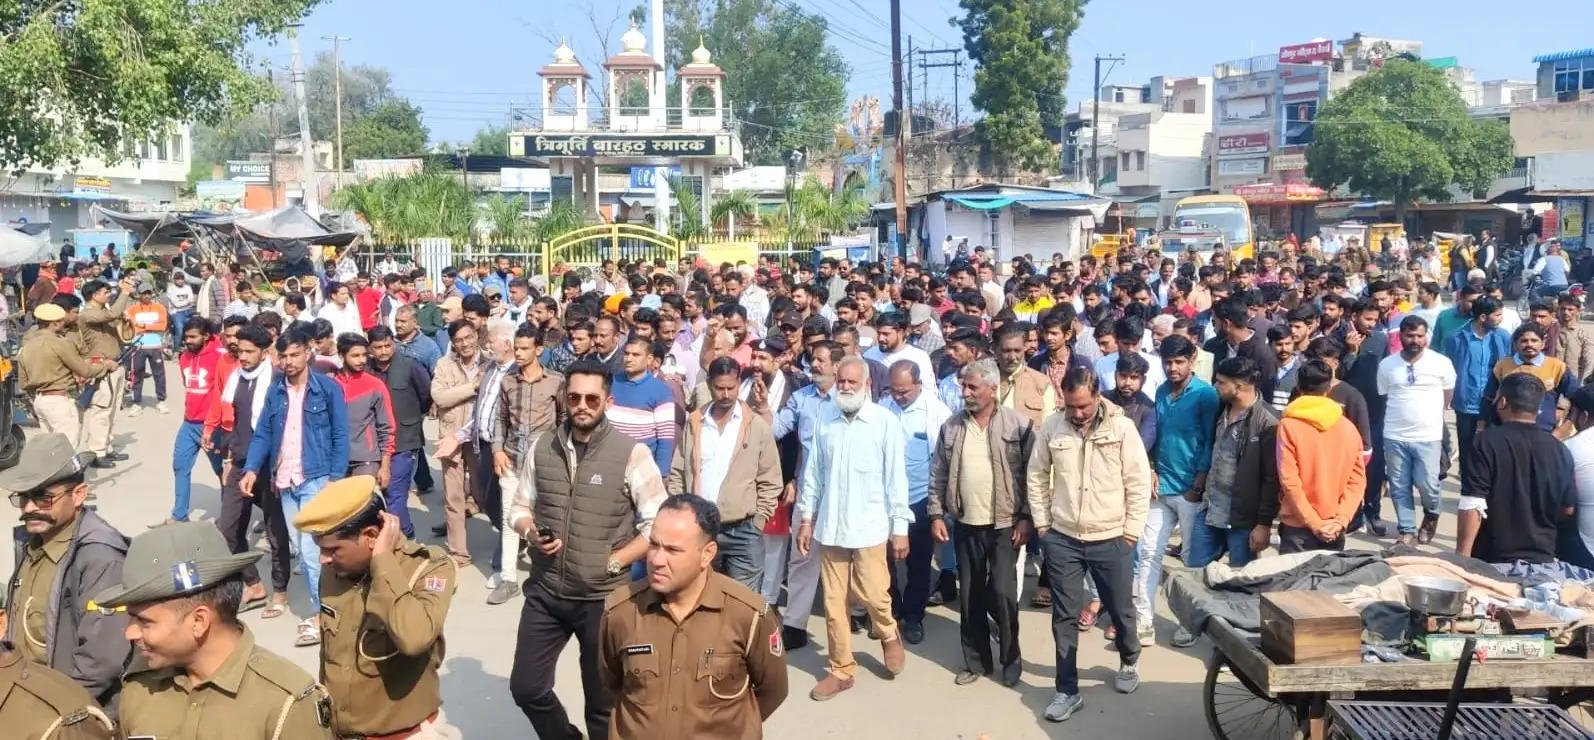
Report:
430,353,485,445
666,400,781,529
1025,399,1152,542
1559,322,1594,383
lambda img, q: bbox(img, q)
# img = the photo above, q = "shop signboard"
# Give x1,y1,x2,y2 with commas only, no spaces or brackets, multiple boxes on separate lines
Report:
225,160,271,183
1217,158,1266,176
1272,153,1308,171
1278,40,1333,64
513,133,730,158
1217,132,1270,158
72,176,112,194
1559,197,1586,251
1232,182,1327,204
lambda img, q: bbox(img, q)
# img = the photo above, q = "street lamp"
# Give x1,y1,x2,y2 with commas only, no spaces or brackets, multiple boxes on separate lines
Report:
783,148,806,253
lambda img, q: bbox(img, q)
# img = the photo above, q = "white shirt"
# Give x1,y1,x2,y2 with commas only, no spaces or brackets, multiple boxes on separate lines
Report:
863,342,936,386
318,300,363,339
1094,350,1166,397
740,285,771,332
166,283,195,311
981,280,1005,313
1499,306,1523,335
696,403,745,504
1376,349,1456,442
1565,429,1594,559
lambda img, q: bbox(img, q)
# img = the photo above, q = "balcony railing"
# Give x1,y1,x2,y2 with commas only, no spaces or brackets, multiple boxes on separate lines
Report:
1213,54,1279,80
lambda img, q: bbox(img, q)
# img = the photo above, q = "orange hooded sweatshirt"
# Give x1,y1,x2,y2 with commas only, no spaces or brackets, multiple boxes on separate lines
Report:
1276,395,1366,530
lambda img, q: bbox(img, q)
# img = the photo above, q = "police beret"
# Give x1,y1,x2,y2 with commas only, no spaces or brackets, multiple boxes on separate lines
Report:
290,475,381,535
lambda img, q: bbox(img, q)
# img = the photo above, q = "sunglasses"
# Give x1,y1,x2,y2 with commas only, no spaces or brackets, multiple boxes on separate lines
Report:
566,392,605,408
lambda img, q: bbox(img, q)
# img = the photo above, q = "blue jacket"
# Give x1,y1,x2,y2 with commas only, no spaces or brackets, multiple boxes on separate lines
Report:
1443,324,1511,414
244,372,350,481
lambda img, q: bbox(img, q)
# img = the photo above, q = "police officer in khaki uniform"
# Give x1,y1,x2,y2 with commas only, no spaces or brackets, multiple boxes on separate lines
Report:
92,522,334,740
16,304,112,459
599,494,787,740
292,475,460,739
75,277,134,465
0,595,115,740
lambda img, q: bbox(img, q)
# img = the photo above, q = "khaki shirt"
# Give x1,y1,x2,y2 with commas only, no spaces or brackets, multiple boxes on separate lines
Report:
18,521,77,666
0,646,113,740
18,332,108,394
118,627,333,740
76,293,129,359
319,540,455,736
598,574,787,740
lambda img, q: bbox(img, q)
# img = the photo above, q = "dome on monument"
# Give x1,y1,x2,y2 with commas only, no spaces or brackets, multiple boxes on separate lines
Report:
620,20,647,54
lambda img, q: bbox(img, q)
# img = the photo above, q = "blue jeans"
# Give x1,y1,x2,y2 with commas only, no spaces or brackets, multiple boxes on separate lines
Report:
279,475,331,611
1385,438,1443,534
171,420,223,520
386,450,418,537
170,308,192,345
715,517,766,593
1185,507,1256,568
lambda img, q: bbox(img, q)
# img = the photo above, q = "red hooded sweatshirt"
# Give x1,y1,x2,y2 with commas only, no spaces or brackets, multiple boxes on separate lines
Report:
180,337,226,422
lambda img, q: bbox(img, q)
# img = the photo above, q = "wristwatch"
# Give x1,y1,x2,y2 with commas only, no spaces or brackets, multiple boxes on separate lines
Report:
606,557,624,576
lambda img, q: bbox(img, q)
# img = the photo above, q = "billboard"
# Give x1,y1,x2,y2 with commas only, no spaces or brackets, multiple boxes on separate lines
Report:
1217,132,1270,157
225,160,271,183
1278,40,1333,64
1217,158,1266,177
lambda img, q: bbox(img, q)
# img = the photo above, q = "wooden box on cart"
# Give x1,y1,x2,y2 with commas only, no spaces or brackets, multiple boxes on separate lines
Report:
1259,591,1362,666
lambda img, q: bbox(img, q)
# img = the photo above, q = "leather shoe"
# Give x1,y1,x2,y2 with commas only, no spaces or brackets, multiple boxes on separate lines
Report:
1030,588,1052,609
849,613,867,634
103,452,129,462
953,670,982,686
88,459,115,469
1000,662,1023,687
809,673,854,701
781,625,809,650
881,632,906,676
431,523,447,537
1368,518,1388,537
1417,513,1440,545
902,620,925,644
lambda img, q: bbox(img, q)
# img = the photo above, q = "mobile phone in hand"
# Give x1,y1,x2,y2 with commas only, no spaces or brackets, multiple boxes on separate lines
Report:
537,526,555,543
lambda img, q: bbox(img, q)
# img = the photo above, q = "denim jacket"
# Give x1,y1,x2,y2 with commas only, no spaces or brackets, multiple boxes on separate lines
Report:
244,372,350,481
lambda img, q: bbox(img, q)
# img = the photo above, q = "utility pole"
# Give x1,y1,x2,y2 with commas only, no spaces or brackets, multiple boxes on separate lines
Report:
890,0,906,258
323,35,350,191
267,68,279,208
918,48,965,129
1090,53,1125,191
905,35,914,123
289,26,318,217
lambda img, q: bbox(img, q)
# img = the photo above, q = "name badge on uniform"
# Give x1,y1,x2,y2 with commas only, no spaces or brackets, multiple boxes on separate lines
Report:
624,644,654,656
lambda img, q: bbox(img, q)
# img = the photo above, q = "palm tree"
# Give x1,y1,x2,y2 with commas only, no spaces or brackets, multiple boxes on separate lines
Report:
710,189,758,234
669,176,709,241
530,199,587,244
484,193,529,246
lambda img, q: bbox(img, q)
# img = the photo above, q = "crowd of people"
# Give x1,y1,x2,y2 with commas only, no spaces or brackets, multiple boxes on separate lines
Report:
6,233,1594,736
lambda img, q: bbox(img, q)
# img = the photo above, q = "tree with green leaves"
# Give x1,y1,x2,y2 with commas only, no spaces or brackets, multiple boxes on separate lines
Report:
341,101,429,162
958,0,1083,173
664,0,847,166
0,0,322,173
470,124,511,157
1307,58,1514,225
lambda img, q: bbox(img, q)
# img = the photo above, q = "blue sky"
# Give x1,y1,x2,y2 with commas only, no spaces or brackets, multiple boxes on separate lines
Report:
264,0,1586,144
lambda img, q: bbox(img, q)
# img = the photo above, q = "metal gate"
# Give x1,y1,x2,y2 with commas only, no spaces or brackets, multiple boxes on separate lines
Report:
542,224,680,278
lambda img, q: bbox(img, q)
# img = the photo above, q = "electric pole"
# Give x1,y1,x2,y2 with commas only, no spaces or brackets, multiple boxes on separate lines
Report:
1090,53,1125,191
905,35,914,124
918,48,965,129
323,35,350,190
268,68,279,208
289,26,318,217
890,0,906,258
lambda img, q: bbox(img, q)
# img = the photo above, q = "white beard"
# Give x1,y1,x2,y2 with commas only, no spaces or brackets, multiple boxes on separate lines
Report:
835,389,866,414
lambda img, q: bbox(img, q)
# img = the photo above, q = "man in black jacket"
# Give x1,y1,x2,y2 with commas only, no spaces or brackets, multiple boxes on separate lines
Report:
367,325,431,539
1342,298,1391,535
2,433,131,710
1204,298,1278,399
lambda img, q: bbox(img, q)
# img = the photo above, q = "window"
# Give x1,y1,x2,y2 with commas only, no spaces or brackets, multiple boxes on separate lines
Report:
153,138,167,161
1135,151,1146,170
1553,57,1594,96
169,134,184,162
1121,152,1131,170
1183,99,1197,113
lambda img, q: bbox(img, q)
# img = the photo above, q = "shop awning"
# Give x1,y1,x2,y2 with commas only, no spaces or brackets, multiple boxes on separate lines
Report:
945,191,1098,210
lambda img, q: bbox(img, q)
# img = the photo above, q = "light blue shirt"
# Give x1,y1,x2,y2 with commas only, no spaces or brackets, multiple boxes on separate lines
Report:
773,382,835,490
881,391,953,504
797,399,913,548
938,372,964,415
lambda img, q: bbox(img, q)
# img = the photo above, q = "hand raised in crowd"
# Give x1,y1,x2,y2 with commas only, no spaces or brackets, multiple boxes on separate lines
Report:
1344,328,1365,353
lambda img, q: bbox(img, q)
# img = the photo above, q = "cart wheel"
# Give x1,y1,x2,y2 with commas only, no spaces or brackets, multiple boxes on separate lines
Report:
1203,650,1301,740
0,424,23,470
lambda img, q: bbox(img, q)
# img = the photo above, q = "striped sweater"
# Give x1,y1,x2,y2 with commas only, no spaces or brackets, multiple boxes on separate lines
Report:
607,371,677,474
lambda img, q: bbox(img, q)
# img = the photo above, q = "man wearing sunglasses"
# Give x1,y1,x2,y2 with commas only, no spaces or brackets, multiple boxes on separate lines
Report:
1,433,132,710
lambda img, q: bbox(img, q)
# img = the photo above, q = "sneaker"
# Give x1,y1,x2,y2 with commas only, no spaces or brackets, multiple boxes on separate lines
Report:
486,580,519,605
1417,512,1440,545
902,620,925,644
1104,624,1118,642
155,401,170,414
1043,692,1083,722
1114,662,1141,694
809,673,854,701
1137,624,1155,647
125,405,143,418
1367,518,1389,537
1171,626,1197,648
953,670,982,686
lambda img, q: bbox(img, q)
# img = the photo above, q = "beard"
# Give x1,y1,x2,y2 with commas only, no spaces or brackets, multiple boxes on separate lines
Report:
835,388,866,414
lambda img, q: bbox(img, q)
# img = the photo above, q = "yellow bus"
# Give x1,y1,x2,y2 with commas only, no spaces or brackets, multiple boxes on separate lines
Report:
1168,195,1255,260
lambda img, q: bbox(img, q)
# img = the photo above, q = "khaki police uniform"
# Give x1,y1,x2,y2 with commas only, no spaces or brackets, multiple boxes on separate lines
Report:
14,519,78,666
118,628,333,740
17,312,110,448
0,644,114,740
75,290,129,457
598,573,788,740
90,521,334,740
293,476,459,739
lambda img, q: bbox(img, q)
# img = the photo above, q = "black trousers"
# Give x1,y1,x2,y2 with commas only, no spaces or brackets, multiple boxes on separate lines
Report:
1043,530,1138,694
954,521,1021,674
509,584,611,740
1455,412,1481,488
887,499,934,624
1362,420,1387,524
218,462,291,591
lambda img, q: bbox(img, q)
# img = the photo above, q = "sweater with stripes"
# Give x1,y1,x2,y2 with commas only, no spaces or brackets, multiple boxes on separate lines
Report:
607,370,677,474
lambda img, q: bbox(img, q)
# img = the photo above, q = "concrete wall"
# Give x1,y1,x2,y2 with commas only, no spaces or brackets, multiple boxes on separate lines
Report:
1511,99,1594,157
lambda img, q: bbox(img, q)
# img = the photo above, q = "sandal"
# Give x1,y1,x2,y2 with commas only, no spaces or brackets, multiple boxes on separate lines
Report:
1078,608,1099,631
237,595,268,614
295,619,321,647
261,600,288,619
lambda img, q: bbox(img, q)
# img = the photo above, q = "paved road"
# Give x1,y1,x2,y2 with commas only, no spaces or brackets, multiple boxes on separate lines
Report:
0,365,1476,738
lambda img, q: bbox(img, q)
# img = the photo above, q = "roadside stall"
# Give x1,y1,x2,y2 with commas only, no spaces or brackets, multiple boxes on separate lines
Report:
1166,548,1594,740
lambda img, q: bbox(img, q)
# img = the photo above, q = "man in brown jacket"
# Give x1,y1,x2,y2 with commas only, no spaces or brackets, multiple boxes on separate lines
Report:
668,357,782,591
1555,294,1594,383
431,319,487,565
994,324,1056,429
929,358,1033,688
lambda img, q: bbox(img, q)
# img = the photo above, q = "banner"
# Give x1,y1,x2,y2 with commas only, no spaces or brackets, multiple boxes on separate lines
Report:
698,240,758,266
1279,40,1333,64
513,133,731,158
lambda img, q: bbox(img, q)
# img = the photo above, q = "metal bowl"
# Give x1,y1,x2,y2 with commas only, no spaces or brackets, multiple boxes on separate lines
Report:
1402,576,1469,616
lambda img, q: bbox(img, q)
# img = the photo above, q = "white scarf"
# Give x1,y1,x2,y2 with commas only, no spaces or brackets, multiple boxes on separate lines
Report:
221,362,273,425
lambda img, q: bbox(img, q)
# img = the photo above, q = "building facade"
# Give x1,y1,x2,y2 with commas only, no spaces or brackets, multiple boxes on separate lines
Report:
1,127,190,244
